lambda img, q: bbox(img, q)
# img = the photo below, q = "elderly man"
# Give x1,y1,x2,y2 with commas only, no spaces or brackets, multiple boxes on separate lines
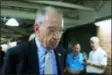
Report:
85,36,107,75
1,7,64,75
66,42,85,75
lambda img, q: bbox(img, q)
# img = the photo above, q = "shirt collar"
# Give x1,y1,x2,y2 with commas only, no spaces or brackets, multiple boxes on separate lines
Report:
72,52,80,59
35,37,53,53
35,37,46,52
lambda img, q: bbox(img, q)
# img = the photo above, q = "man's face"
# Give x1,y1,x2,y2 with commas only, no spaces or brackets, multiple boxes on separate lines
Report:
90,41,98,50
72,44,81,53
35,12,64,49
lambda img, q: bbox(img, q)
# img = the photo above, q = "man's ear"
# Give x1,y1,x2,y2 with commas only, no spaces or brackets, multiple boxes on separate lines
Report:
33,24,39,32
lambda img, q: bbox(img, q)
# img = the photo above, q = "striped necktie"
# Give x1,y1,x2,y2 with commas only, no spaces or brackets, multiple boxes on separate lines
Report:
44,51,53,74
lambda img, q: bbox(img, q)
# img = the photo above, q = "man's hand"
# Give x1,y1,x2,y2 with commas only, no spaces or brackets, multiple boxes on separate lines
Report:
84,60,93,66
85,60,106,69
74,70,83,74
66,67,83,74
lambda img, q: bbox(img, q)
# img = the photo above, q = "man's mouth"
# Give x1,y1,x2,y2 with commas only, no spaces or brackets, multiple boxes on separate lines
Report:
51,42,57,45
51,41,58,46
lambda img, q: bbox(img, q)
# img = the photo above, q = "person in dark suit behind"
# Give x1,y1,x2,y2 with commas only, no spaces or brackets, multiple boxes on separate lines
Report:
0,46,5,69
1,6,64,75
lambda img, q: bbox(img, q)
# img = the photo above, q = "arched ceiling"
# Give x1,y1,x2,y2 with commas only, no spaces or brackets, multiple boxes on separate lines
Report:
0,0,111,44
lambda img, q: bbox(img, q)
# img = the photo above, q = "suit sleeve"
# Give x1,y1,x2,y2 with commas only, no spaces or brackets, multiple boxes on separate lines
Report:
1,48,17,74
66,55,70,68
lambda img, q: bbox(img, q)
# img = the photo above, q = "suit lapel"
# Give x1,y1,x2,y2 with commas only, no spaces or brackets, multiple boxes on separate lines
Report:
27,39,40,75
54,50,63,75
27,39,63,75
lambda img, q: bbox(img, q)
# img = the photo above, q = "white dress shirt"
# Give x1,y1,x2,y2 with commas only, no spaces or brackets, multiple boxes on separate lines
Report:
35,37,57,74
86,47,107,74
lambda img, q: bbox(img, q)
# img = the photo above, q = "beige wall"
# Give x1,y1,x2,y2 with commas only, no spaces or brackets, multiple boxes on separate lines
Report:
97,26,111,75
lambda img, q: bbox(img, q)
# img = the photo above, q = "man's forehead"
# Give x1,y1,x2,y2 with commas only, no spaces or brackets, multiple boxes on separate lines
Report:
90,41,98,45
43,19,64,28
43,12,64,28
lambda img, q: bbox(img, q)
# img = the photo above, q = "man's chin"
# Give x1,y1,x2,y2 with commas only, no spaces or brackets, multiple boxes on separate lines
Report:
48,45,57,49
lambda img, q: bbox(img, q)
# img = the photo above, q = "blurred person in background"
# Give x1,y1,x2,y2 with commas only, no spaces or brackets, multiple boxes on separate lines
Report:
66,42,85,75
85,36,107,75
28,33,35,41
1,6,64,75
0,46,5,69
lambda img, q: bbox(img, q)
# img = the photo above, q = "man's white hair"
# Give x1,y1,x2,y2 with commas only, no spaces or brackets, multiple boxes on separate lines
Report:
34,6,63,26
28,33,35,41
90,36,100,43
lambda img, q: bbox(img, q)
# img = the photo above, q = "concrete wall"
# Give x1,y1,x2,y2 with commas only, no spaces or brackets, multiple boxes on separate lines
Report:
97,26,111,75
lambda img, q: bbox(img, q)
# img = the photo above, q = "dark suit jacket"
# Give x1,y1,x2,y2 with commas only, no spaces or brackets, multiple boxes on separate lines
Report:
1,39,63,75
0,50,5,69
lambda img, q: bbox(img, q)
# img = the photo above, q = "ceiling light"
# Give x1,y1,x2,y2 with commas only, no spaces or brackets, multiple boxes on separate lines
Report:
95,19,111,35
10,41,17,47
6,18,19,26
95,19,111,27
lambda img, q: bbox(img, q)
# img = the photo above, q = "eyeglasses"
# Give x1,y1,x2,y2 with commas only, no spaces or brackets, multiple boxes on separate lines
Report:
45,25,64,35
